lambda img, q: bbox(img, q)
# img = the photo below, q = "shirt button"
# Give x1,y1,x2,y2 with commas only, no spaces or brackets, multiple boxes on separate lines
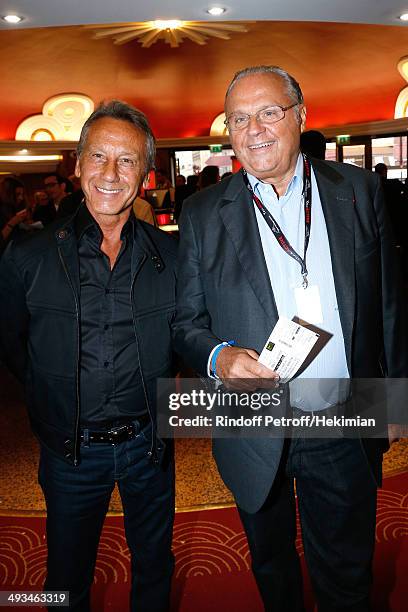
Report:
104,361,109,368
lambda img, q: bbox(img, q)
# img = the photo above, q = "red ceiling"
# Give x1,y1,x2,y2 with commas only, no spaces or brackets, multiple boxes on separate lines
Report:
0,21,407,140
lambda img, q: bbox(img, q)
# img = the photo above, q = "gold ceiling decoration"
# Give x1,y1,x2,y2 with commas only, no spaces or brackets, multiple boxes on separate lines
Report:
85,21,250,48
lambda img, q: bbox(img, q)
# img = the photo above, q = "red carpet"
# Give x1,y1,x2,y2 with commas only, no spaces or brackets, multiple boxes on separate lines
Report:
0,473,407,611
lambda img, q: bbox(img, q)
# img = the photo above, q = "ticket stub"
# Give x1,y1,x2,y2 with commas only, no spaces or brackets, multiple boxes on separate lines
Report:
258,317,320,382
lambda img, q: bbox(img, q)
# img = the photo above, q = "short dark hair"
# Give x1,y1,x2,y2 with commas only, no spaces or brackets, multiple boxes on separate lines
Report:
374,162,388,174
225,65,304,123
77,100,156,174
198,165,220,190
300,130,326,160
45,173,65,185
44,173,73,194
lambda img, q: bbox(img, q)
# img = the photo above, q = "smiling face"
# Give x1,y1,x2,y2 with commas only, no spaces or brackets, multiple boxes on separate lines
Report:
75,117,147,224
225,72,306,186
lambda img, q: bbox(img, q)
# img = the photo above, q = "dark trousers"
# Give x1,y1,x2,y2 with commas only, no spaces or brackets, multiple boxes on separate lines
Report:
238,437,378,612
38,426,175,612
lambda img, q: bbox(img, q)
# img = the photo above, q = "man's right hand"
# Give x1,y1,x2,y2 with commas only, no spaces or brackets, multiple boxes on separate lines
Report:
216,346,279,390
11,209,28,225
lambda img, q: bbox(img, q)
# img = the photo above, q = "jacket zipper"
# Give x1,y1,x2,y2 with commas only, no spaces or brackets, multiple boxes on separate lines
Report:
58,247,81,466
130,255,157,462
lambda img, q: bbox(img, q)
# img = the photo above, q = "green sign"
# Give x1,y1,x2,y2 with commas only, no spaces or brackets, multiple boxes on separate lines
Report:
336,135,350,145
210,144,223,153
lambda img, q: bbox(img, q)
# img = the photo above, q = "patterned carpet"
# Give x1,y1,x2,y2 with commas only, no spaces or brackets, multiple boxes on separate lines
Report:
0,365,407,610
1,474,407,611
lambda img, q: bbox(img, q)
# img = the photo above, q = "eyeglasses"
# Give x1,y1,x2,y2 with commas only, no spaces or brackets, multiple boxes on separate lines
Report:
224,103,298,131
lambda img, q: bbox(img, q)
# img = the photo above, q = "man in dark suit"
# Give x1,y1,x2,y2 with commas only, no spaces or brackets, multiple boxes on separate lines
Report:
0,101,176,611
173,66,407,611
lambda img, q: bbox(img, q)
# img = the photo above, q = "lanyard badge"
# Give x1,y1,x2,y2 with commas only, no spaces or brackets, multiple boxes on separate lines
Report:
243,154,312,289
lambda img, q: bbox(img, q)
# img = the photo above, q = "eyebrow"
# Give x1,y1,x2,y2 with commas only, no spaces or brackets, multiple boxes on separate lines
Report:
87,147,139,157
227,103,284,116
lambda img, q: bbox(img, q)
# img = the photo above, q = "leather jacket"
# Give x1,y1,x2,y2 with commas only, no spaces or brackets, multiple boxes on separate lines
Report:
0,210,177,465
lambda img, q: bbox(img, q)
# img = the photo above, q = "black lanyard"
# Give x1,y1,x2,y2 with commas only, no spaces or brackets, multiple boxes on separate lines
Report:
243,154,312,289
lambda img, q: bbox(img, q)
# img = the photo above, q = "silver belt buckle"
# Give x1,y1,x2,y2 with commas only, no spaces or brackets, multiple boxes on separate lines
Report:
109,423,134,444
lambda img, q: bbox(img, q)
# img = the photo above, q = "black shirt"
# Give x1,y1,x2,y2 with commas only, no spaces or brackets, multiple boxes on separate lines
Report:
76,205,147,425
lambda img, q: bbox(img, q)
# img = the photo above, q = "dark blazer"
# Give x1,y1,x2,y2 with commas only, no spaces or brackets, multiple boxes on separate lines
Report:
173,159,408,513
0,208,177,466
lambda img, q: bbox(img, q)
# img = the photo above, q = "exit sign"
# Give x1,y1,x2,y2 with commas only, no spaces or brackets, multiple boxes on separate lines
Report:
210,144,223,153
336,135,350,145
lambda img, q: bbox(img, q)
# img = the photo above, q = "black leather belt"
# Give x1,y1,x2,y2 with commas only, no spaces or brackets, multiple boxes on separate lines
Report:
80,413,150,445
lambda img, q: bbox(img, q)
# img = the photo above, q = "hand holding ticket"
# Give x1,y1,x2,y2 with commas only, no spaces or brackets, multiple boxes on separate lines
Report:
258,317,320,383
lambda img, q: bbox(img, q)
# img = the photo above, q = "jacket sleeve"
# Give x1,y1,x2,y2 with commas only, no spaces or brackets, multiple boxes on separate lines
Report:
0,243,29,384
172,203,222,376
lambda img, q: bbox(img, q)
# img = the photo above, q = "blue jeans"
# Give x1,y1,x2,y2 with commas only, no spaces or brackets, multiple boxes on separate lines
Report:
38,425,174,612
238,437,378,612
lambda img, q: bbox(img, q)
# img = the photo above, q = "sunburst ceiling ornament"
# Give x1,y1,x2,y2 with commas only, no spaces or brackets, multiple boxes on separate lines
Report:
85,21,250,48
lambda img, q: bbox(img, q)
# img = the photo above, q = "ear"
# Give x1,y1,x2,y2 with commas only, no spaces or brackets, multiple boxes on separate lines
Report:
299,105,307,133
75,158,81,178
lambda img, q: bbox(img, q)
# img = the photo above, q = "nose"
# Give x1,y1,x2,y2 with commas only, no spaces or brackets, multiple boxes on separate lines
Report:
101,158,119,182
246,114,265,135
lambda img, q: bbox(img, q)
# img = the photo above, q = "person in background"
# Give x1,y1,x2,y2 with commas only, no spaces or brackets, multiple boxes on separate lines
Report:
221,171,233,180
174,174,199,223
0,100,177,612
0,176,28,254
197,165,220,190
187,174,199,191
300,129,326,160
175,174,186,187
33,190,49,208
155,168,172,189
44,173,72,212
374,162,408,275
374,162,407,240
33,174,73,226
133,195,158,227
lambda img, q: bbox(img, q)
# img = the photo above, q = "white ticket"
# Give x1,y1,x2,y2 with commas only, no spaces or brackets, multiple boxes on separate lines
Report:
258,317,320,382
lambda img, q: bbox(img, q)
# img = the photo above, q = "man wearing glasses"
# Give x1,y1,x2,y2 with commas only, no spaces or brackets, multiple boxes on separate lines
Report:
44,174,69,211
32,174,72,226
173,65,407,610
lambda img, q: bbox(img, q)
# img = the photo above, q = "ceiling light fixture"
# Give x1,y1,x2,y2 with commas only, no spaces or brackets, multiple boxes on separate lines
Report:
87,20,249,48
154,20,183,30
399,13,408,21
2,14,23,24
0,155,63,162
207,7,226,16
397,56,408,80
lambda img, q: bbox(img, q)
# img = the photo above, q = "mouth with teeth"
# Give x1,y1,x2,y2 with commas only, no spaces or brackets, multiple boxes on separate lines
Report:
95,186,123,194
248,141,275,150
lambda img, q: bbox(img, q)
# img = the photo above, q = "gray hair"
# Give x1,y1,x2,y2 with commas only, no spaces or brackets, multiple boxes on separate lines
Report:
76,100,156,173
225,65,304,122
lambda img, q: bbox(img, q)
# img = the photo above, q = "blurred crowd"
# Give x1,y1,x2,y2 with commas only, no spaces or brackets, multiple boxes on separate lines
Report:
5,149,406,276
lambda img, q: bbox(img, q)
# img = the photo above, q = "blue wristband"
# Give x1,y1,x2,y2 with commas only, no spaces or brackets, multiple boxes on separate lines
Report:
211,340,235,378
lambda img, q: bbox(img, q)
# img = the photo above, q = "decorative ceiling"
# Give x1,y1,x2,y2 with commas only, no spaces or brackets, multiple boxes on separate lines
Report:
87,21,249,48
0,19,408,140
0,0,406,29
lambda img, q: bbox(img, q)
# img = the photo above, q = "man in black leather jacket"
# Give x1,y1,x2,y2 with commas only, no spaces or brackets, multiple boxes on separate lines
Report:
0,101,176,612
